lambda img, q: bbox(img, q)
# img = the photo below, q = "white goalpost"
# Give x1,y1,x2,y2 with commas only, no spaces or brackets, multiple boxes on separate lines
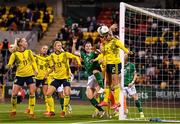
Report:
119,2,180,122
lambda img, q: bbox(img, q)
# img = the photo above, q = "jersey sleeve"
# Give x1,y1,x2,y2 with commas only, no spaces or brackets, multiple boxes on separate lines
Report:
7,53,15,68
94,53,103,62
29,50,38,72
35,54,47,61
47,54,54,68
115,39,129,54
66,52,81,66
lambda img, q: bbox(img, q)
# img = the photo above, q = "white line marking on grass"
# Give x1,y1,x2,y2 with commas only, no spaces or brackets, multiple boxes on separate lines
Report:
71,120,112,124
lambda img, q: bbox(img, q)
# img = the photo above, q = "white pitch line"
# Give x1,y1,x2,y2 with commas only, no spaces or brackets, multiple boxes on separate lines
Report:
71,120,113,124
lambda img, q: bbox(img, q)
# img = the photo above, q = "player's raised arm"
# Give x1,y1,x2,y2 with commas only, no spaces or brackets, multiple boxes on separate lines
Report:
65,52,81,66
115,39,129,54
7,53,15,69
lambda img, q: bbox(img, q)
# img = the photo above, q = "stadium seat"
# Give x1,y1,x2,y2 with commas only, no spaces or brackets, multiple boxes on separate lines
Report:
49,15,54,23
47,6,53,15
0,27,7,31
92,32,98,37
2,14,7,20
41,23,48,32
37,18,43,24
40,11,44,18
145,37,158,44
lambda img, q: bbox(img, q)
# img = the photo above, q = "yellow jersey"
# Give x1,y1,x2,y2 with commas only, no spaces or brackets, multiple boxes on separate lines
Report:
35,55,49,80
48,52,81,80
8,49,38,77
102,37,129,64
95,53,106,76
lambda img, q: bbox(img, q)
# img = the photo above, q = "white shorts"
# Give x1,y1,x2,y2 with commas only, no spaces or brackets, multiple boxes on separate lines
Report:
124,85,137,96
87,75,98,89
57,84,63,93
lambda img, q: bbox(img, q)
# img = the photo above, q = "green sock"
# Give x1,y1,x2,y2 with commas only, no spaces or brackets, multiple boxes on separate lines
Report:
59,97,64,110
100,94,104,102
89,98,103,111
94,72,104,88
135,99,143,112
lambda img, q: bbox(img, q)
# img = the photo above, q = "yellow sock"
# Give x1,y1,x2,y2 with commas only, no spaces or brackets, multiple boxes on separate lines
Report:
45,96,50,112
29,95,36,114
114,85,120,104
47,95,54,112
11,96,17,112
28,97,30,109
63,95,70,113
96,96,100,103
104,87,110,103
95,96,100,111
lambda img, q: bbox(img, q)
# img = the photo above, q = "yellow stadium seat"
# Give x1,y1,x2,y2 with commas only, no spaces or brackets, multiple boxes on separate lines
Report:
92,36,96,41
47,6,53,14
83,32,89,39
0,27,7,31
2,14,7,19
9,14,14,18
145,37,158,44
49,15,54,23
160,37,165,43
167,41,178,47
41,23,48,32
152,37,158,42
39,11,44,18
145,37,152,44
92,32,98,37
37,19,43,24
6,6,10,11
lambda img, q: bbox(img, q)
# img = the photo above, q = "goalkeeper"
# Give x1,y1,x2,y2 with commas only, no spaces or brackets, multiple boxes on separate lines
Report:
124,54,144,118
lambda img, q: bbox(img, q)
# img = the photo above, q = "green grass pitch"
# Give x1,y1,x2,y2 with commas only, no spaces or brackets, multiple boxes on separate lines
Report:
0,103,180,124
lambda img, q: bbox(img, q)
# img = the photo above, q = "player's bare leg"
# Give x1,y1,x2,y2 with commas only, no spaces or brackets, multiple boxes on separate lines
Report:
10,84,21,118
45,86,55,117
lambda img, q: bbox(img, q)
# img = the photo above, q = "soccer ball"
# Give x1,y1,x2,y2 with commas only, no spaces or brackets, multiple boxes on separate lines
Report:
97,25,109,36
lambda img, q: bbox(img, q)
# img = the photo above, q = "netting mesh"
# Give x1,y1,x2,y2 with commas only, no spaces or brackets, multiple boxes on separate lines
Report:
121,3,180,121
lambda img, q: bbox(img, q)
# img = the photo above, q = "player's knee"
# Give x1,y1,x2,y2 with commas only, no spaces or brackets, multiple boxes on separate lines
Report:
132,94,138,101
87,94,93,99
11,95,17,98
64,91,70,96
86,90,93,99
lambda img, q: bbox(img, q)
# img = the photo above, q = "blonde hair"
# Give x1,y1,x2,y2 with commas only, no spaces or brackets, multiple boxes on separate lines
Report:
53,40,61,48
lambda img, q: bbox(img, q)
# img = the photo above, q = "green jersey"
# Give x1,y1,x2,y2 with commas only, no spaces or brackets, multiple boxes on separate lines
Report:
124,62,136,87
80,50,101,76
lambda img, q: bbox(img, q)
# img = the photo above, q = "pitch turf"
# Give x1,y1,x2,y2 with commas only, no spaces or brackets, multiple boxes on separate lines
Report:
0,103,180,124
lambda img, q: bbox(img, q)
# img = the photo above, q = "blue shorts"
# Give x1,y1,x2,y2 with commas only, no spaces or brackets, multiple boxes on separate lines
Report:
14,76,35,87
106,63,122,74
36,79,47,87
50,79,71,89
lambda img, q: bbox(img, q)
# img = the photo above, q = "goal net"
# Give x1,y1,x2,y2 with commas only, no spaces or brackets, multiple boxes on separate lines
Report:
119,2,180,122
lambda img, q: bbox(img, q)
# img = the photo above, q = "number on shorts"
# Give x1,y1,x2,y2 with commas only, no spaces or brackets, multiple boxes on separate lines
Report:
112,67,116,73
